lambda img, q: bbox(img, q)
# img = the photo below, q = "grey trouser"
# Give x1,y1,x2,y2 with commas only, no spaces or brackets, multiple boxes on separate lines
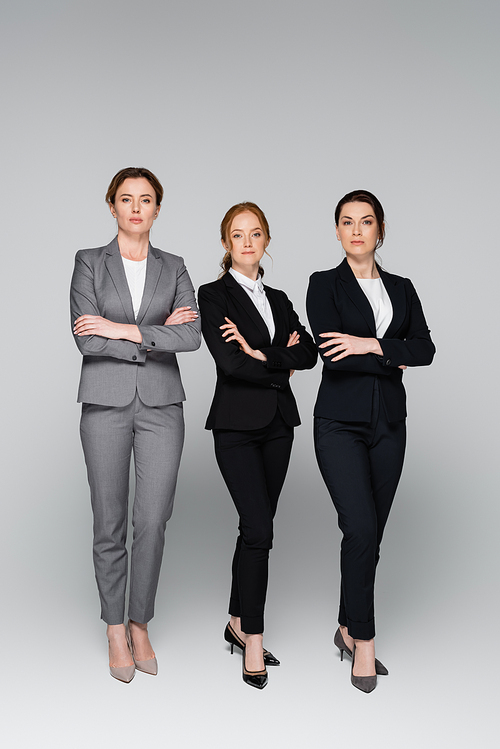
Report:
80,395,184,624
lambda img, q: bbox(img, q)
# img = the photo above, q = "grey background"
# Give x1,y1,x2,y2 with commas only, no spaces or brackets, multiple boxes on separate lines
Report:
2,0,498,746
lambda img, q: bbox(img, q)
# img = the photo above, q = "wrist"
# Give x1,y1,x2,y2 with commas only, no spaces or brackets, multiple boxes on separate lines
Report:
123,324,142,344
253,349,267,362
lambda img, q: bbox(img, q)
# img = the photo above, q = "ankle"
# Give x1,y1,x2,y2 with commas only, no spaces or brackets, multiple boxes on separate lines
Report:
107,623,126,639
129,620,148,632
353,638,374,647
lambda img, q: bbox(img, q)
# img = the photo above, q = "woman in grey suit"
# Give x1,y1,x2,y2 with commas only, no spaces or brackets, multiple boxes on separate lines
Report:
71,167,201,682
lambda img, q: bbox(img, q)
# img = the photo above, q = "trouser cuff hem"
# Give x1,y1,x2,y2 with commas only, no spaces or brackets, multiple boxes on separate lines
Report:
241,615,264,634
128,610,153,624
347,617,375,640
101,612,125,626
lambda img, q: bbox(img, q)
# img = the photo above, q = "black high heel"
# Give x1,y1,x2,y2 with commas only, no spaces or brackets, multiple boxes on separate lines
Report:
242,649,268,690
334,627,388,676
351,643,377,693
224,623,280,666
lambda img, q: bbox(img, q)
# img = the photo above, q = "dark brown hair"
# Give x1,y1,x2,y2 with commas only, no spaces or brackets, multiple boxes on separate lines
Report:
105,167,164,206
219,202,271,278
334,189,386,250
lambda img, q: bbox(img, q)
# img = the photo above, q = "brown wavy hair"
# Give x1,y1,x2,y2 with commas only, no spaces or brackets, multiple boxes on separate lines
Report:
219,202,271,278
105,167,164,206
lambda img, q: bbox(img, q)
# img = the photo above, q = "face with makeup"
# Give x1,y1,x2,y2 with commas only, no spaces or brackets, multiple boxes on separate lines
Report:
109,177,160,235
222,210,270,279
335,201,383,261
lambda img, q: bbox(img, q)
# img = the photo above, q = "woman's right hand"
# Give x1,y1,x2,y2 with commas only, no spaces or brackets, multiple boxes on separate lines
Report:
287,331,299,376
164,306,198,325
220,318,267,362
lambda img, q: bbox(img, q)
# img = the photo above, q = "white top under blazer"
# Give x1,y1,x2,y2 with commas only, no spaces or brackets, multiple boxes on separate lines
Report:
229,267,276,341
122,255,147,319
357,277,393,338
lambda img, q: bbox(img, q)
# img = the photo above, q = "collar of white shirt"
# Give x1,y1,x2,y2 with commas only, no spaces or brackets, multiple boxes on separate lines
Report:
229,267,264,295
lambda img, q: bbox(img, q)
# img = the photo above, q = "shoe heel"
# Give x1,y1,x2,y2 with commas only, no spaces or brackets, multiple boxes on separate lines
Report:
230,643,234,655
340,649,344,662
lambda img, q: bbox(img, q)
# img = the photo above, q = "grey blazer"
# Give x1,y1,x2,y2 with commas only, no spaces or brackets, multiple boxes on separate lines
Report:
70,237,201,407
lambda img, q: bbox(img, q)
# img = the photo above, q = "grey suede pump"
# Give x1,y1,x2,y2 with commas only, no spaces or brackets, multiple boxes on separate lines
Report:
351,643,377,693
334,627,388,676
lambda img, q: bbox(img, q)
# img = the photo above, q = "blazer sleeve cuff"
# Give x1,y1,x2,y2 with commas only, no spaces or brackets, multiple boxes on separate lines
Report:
263,367,290,389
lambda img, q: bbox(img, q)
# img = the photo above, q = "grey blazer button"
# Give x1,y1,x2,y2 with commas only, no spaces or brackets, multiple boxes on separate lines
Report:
132,355,137,361
151,341,156,346
385,358,391,365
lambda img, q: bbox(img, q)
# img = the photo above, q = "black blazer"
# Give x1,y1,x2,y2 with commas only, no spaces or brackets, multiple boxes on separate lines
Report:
306,258,435,422
198,273,317,430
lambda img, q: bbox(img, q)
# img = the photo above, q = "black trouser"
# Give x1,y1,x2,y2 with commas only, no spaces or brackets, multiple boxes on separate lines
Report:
314,379,406,640
213,411,294,634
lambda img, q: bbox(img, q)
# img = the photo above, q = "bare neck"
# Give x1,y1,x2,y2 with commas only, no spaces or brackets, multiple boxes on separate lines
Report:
117,230,150,261
346,255,379,279
231,263,260,282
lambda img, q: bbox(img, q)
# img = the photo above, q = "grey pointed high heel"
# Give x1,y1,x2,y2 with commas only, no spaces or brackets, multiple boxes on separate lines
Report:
334,627,388,676
109,660,135,683
351,643,377,693
108,638,135,683
127,623,158,676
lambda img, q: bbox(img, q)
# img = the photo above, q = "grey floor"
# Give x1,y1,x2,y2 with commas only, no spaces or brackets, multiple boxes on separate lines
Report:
3,1,499,745
4,410,496,749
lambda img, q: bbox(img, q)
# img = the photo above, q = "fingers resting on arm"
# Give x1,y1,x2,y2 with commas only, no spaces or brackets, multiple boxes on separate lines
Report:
74,315,142,343
220,317,267,361
164,306,199,325
319,332,383,361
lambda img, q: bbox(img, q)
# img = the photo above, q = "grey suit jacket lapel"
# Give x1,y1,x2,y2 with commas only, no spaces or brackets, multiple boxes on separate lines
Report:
136,245,163,324
104,237,136,324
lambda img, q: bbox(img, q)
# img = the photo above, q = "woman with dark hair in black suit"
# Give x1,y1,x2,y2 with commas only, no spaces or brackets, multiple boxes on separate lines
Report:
307,190,435,692
198,202,317,689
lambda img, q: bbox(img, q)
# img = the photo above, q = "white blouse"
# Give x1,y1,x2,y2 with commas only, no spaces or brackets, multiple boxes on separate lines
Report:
122,256,147,319
357,277,393,338
229,267,275,341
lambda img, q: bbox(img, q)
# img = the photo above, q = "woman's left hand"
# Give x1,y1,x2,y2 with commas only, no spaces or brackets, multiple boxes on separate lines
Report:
73,315,134,340
319,332,383,361
164,306,198,325
220,318,267,361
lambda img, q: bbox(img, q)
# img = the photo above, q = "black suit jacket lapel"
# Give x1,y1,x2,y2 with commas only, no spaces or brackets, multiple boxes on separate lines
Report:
265,286,285,345
379,268,406,338
337,258,377,336
105,237,136,324
223,273,272,345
